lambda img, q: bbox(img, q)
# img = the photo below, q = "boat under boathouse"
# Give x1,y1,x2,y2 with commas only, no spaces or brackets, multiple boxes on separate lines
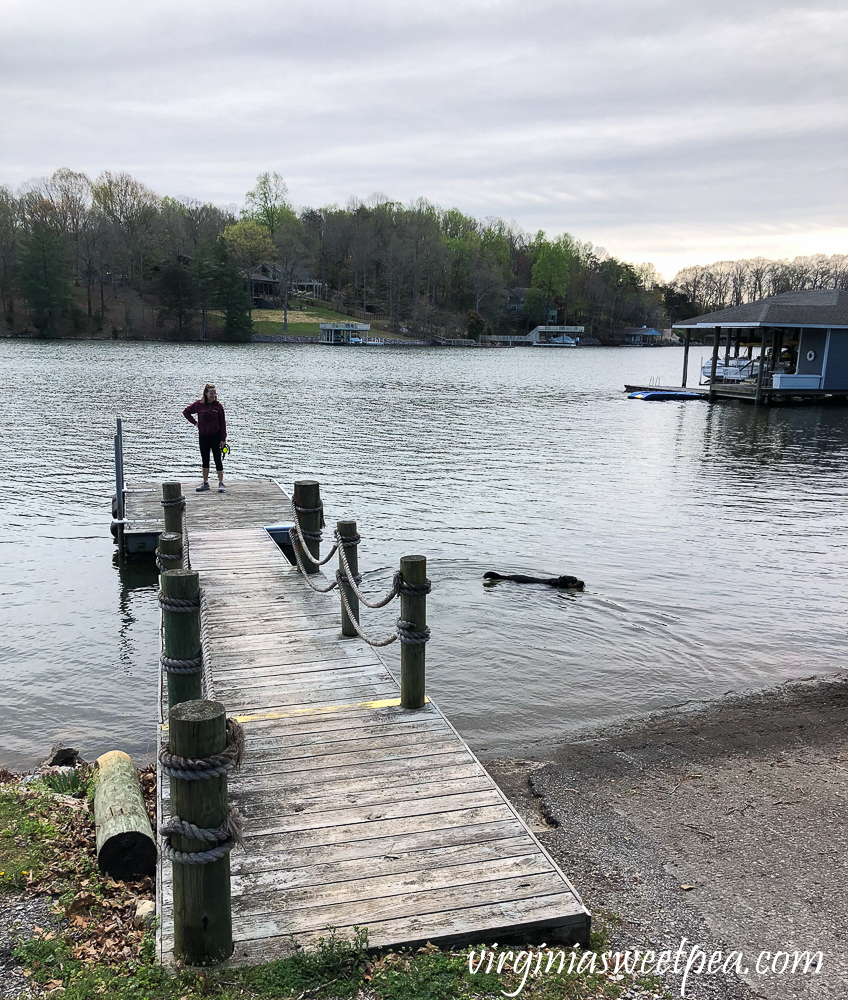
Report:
630,290,848,404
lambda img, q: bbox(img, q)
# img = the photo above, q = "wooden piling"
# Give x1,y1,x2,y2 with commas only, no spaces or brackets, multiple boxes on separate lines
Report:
292,480,322,575
161,569,203,709
755,330,771,406
400,554,427,710
162,482,184,536
114,418,125,556
681,330,691,387
708,326,721,401
169,700,233,965
157,531,183,573
337,520,359,638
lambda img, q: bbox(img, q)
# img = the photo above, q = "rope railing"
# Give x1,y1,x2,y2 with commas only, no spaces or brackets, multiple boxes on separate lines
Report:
284,480,431,708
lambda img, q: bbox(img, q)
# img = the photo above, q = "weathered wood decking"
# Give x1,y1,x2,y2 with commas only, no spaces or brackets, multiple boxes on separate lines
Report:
129,480,589,964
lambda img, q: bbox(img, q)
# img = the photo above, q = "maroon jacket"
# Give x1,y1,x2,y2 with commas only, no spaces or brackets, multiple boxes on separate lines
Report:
183,399,227,439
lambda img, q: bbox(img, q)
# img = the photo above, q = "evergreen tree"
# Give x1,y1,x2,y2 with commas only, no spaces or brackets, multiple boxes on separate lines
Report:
214,241,253,342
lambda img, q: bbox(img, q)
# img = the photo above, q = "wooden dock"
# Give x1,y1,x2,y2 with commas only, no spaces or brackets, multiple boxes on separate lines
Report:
624,383,848,403
126,479,590,963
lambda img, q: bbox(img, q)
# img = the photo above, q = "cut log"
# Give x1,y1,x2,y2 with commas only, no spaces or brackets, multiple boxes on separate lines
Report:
93,751,157,881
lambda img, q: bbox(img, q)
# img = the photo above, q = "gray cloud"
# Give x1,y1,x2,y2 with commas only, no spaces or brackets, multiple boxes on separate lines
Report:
2,0,845,277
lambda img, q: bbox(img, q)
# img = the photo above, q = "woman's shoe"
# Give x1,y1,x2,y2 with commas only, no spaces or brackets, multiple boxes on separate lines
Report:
218,482,225,492
196,482,211,492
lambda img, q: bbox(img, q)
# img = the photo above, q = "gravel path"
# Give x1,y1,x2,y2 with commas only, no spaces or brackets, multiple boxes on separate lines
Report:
0,895,58,998
484,673,848,1000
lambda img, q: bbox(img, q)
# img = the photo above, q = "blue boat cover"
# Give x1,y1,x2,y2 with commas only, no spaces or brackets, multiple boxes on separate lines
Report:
628,391,703,401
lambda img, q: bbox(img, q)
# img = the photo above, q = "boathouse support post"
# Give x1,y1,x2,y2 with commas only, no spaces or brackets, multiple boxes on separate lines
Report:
708,326,721,401
162,482,184,536
161,569,203,709
293,480,322,575
337,520,360,638
400,554,428,710
681,330,691,387
169,700,233,965
755,330,771,406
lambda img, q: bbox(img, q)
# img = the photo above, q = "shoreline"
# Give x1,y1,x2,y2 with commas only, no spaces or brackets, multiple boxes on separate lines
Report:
484,672,847,999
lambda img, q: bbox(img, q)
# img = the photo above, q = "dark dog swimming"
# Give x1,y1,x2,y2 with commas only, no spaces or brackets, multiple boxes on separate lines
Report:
484,571,584,590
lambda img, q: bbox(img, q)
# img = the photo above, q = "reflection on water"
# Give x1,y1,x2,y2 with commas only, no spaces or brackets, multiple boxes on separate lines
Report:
2,340,847,769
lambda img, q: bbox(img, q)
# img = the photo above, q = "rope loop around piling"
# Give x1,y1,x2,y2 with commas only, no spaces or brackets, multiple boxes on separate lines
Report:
159,806,243,865
158,718,245,780
396,619,431,645
158,593,200,613
160,496,186,510
160,651,203,675
155,548,183,572
288,501,339,564
395,574,432,596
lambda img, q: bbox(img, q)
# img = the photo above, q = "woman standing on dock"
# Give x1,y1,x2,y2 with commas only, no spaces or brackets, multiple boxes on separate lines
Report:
183,383,227,492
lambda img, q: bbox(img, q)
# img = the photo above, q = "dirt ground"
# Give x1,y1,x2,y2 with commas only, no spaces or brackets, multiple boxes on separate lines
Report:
484,673,848,1000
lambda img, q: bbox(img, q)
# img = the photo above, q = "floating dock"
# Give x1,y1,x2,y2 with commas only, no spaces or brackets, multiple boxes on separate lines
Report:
624,383,848,403
123,480,590,963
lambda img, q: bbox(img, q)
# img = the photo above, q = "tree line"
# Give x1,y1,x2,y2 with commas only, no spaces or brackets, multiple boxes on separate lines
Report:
668,254,848,321
1,167,843,341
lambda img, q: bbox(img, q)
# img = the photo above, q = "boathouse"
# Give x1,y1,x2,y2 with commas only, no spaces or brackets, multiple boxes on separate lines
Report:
319,322,371,345
622,326,663,346
668,289,848,403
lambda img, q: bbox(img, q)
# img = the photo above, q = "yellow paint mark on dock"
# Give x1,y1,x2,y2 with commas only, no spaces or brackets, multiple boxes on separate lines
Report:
233,696,430,724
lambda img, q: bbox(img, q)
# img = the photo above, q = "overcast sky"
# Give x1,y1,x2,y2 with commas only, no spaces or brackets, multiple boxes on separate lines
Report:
2,0,846,278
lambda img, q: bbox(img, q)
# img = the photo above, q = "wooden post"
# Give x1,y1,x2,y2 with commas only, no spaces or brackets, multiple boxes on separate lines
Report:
293,480,321,575
162,482,184,536
169,700,233,965
681,330,691,387
161,569,203,708
337,520,359,638
708,326,721,401
114,417,125,556
93,750,156,880
755,330,770,406
158,531,183,573
400,554,427,710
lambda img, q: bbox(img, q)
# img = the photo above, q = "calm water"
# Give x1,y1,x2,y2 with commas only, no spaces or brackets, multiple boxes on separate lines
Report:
2,339,847,770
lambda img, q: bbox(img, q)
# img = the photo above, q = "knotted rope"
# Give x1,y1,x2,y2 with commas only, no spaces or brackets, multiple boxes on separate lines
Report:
160,806,243,865
158,718,245,780
288,501,339,565
155,548,183,572
158,593,200,613
160,495,186,510
396,620,431,645
160,651,203,675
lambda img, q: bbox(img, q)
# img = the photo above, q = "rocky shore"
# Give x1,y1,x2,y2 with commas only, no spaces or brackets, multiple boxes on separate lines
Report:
484,673,848,1000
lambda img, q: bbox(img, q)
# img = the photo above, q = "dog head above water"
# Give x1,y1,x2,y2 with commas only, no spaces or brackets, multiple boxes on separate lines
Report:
484,571,584,590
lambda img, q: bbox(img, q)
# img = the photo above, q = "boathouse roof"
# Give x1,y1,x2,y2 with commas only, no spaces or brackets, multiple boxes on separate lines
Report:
672,289,848,330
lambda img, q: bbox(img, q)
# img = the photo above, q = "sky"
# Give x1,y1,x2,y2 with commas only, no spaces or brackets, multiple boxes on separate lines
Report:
1,0,846,280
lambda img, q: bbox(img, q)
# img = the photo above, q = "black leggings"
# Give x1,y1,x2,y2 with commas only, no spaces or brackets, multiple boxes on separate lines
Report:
199,433,223,471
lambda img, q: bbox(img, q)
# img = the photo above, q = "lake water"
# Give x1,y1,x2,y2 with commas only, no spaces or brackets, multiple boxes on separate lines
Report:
2,339,847,771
